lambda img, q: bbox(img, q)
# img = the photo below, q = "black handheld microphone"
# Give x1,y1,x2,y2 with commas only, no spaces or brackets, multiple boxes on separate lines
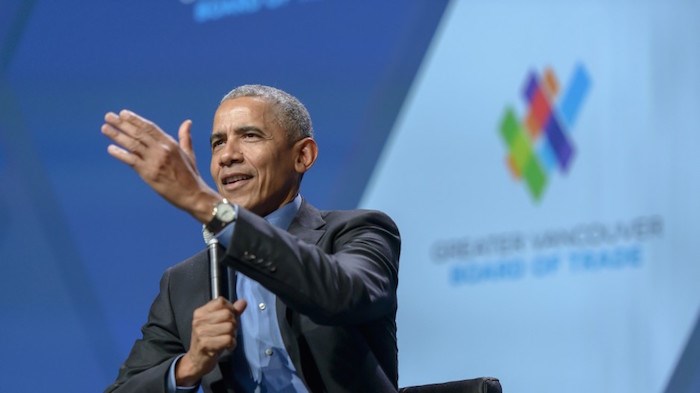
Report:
202,226,221,299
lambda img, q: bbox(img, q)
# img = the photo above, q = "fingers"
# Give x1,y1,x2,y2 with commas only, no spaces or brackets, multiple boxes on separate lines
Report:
192,298,243,340
178,119,196,166
114,109,162,142
200,296,236,312
195,322,236,349
101,109,179,173
101,122,147,158
102,110,170,149
106,144,137,167
103,111,143,142
207,297,247,315
195,298,235,321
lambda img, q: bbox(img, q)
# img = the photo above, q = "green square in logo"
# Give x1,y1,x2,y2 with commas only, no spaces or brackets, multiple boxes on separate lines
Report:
523,156,547,201
500,107,520,147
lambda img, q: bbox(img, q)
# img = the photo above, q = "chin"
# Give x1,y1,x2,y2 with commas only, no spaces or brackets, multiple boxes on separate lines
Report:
228,198,248,208
233,199,261,213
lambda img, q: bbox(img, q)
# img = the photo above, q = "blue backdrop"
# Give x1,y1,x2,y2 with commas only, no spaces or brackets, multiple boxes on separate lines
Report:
1,1,699,392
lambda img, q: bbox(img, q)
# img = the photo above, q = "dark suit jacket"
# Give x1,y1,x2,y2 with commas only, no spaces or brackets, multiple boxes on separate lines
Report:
105,200,401,392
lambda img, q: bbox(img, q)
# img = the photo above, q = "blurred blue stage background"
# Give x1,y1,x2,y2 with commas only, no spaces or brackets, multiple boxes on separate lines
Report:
1,1,699,392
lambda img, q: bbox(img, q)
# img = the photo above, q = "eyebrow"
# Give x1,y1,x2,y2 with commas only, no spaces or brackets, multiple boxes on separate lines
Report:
210,131,226,145
210,126,266,145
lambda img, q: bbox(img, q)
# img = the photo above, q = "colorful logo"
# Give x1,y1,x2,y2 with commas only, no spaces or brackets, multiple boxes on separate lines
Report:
499,64,591,201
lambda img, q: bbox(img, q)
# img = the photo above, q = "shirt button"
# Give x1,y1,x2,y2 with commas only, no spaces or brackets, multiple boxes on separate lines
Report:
258,302,266,311
264,348,273,356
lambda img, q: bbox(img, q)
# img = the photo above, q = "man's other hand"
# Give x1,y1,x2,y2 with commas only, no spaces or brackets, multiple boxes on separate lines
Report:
175,297,248,386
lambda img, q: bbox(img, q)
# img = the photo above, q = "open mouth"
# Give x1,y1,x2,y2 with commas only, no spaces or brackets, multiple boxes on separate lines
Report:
221,174,253,189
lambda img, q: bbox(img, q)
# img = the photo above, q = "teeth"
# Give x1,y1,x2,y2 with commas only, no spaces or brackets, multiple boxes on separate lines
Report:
223,175,250,184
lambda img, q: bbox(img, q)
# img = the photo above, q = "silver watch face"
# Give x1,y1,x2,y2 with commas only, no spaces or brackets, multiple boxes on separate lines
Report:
216,202,236,222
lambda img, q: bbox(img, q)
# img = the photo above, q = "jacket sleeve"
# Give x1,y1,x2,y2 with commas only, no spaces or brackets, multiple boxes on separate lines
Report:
105,268,187,393
223,208,400,325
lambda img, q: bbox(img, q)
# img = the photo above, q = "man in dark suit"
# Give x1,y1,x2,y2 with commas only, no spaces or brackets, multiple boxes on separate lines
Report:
101,85,400,392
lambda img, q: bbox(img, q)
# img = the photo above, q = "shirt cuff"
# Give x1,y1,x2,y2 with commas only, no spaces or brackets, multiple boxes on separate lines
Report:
166,354,199,392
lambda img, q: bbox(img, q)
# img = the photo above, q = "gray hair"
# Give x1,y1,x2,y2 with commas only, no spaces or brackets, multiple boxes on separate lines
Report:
221,84,314,142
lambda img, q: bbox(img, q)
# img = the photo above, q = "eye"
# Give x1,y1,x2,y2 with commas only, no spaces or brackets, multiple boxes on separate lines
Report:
211,138,225,149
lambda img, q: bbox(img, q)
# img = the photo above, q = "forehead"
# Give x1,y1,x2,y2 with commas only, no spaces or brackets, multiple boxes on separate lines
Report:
212,96,278,133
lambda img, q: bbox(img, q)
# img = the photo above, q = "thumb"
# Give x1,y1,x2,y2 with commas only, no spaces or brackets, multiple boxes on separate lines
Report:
232,299,247,316
178,119,196,165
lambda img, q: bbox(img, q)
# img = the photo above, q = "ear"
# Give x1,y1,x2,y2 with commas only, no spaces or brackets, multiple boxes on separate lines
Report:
293,137,318,175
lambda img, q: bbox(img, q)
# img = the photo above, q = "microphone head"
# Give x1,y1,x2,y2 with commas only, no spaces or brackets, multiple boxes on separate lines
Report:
202,225,218,245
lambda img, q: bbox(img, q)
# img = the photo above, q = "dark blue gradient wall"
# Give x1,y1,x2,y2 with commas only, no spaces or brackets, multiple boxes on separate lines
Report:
0,1,446,390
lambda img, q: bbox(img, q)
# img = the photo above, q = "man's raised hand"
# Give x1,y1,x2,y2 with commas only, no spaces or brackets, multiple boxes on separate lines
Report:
101,110,220,223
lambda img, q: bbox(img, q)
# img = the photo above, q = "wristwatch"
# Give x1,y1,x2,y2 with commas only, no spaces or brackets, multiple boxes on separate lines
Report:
205,199,237,235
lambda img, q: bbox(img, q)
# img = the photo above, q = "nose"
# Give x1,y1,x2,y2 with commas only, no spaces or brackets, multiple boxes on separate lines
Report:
218,139,243,167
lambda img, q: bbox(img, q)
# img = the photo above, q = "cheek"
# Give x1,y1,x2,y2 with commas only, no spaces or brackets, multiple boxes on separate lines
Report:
209,161,218,182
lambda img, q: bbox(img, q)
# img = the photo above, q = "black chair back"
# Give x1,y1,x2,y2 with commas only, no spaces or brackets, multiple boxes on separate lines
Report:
399,377,502,393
